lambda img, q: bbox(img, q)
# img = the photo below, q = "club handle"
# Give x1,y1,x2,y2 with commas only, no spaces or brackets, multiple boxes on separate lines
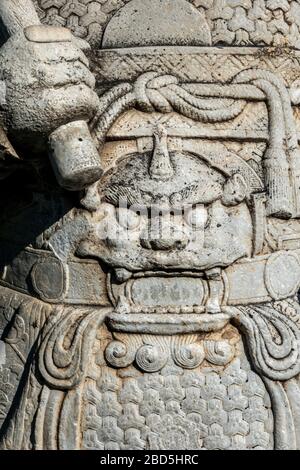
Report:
49,121,103,191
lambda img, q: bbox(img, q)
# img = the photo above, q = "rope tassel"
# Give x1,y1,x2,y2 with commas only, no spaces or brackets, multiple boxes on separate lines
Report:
289,148,300,217
264,147,293,219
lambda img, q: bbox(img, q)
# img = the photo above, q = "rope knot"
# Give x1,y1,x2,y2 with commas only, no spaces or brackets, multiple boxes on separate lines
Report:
134,72,178,113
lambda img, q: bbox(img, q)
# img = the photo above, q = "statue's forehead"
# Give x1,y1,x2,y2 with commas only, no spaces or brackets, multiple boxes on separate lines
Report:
107,111,202,138
106,109,267,140
101,151,225,205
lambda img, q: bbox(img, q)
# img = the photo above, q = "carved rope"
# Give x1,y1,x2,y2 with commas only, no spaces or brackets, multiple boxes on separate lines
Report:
93,69,300,220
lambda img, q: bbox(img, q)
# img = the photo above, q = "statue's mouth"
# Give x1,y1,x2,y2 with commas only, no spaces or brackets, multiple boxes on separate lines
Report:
106,268,231,334
109,268,213,312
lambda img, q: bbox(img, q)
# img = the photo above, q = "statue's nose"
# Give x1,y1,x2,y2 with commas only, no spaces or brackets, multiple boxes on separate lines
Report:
141,221,189,251
145,236,189,251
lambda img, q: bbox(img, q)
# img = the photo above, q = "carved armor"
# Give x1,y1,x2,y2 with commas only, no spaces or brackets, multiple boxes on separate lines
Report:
1,0,300,450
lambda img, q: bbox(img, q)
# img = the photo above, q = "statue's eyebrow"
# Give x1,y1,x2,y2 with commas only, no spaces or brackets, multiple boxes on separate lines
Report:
171,182,223,206
103,185,143,206
171,184,201,204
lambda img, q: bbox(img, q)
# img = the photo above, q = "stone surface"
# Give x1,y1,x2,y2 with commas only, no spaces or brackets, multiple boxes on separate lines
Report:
101,0,212,48
32,0,300,49
1,0,300,451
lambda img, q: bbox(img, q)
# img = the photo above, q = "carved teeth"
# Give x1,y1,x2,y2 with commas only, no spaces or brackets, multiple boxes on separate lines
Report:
205,268,223,314
116,294,132,314
180,306,193,314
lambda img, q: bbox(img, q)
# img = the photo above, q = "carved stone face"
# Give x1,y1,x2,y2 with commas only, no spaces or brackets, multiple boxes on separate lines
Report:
79,145,253,276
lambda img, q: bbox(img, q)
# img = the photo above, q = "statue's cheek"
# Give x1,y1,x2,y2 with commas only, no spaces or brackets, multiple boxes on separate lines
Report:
204,202,253,253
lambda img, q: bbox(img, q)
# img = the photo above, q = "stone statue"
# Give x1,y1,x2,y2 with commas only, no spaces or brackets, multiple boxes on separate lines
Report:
1,0,300,450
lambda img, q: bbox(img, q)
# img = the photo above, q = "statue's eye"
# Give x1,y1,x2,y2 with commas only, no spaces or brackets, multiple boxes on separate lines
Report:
184,205,208,229
116,208,141,230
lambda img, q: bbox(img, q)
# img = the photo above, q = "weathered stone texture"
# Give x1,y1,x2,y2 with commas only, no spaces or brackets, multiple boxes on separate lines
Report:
34,0,300,49
1,0,300,450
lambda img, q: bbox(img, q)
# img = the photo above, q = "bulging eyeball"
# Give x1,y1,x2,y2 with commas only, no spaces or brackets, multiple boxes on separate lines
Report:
116,207,141,230
184,205,208,229
222,174,248,206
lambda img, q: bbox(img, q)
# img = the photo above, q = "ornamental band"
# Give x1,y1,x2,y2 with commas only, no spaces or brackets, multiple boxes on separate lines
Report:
2,0,300,450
